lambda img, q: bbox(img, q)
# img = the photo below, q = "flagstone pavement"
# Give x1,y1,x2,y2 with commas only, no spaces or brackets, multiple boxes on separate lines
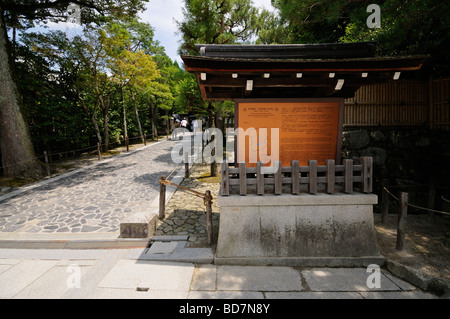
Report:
0,139,183,235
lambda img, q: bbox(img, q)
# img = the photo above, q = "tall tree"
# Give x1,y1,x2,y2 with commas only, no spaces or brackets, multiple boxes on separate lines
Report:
0,0,147,178
177,0,268,175
261,0,450,74
102,22,162,144
177,0,268,56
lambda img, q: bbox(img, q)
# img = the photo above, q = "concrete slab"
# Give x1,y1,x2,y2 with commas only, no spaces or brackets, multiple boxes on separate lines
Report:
62,249,128,299
383,271,418,291
265,292,363,299
190,264,217,291
13,264,91,299
0,264,14,275
151,235,189,242
0,259,21,265
0,260,58,298
188,291,264,299
146,241,178,254
134,241,214,264
216,266,303,291
360,291,437,299
89,288,188,299
98,260,195,292
302,268,400,292
0,248,110,260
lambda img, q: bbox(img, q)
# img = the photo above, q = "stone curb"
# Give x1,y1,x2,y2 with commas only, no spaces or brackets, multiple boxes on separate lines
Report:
386,260,450,297
0,238,150,249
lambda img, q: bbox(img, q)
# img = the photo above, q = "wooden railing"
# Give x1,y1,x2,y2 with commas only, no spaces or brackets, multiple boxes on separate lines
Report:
220,157,373,196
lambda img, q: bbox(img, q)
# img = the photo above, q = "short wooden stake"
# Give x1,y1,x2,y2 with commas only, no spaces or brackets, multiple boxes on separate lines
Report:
221,162,229,196
396,192,408,250
184,152,189,178
205,190,213,245
381,179,389,223
44,151,50,177
97,142,102,161
159,176,166,220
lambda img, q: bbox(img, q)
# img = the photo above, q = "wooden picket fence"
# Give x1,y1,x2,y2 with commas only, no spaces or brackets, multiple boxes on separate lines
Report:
220,157,373,196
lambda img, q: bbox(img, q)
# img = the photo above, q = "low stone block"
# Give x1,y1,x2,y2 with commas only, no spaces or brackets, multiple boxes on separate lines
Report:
120,212,157,238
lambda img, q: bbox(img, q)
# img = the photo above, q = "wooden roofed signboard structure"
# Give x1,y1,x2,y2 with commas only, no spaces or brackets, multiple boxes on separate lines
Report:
181,43,427,265
182,42,426,101
182,42,426,168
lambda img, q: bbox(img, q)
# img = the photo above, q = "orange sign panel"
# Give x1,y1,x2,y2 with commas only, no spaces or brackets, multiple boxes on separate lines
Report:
237,100,343,167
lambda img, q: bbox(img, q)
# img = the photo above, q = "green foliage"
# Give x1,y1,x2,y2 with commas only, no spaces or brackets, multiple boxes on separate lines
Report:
177,0,268,55
11,9,184,155
339,0,450,69
261,0,449,72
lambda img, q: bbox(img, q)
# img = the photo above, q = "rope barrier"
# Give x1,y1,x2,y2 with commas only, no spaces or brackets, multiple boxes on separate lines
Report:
383,186,450,216
159,163,214,207
0,134,152,171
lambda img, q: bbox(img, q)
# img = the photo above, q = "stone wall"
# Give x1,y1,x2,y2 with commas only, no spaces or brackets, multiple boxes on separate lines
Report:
341,128,450,210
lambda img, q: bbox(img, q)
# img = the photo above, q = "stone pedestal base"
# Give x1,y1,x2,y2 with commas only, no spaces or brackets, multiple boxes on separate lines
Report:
215,193,384,267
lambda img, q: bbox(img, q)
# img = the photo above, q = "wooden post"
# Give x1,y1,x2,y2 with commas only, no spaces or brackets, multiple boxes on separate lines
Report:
308,160,317,194
344,159,353,193
291,160,299,195
381,179,389,223
159,176,166,220
44,151,50,177
221,162,229,196
184,151,189,178
126,136,129,152
143,134,147,146
396,192,408,250
360,156,372,193
239,162,247,195
97,142,102,161
326,159,335,194
205,190,213,245
256,161,264,195
274,161,282,195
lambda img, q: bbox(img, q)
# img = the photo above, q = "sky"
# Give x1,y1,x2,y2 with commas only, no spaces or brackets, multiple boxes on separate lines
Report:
139,0,275,65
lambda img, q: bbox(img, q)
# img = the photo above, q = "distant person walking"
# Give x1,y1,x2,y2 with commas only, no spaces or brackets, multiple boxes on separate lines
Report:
181,118,188,128
181,118,188,135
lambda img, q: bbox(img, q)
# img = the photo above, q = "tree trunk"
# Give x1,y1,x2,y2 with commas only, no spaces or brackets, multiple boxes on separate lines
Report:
78,95,102,148
98,90,110,152
130,89,144,143
0,10,43,178
102,105,109,152
150,101,157,139
121,84,128,146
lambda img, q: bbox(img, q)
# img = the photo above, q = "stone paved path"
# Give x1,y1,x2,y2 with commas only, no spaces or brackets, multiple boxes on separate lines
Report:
0,139,181,234
156,164,220,246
